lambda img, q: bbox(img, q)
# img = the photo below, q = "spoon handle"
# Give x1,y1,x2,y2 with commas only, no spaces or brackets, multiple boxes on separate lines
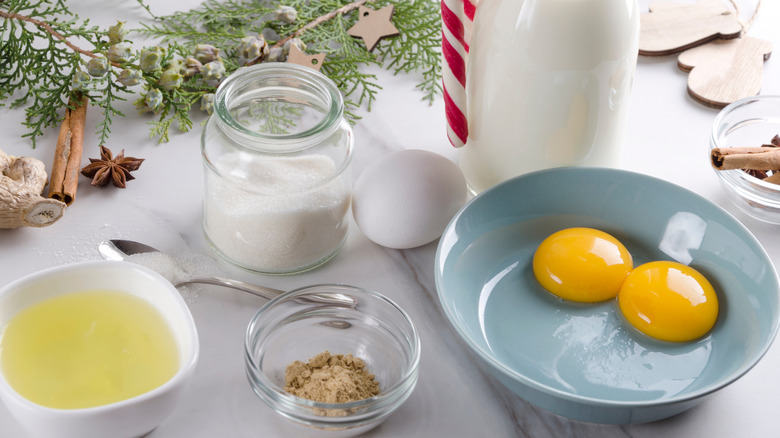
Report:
176,276,285,300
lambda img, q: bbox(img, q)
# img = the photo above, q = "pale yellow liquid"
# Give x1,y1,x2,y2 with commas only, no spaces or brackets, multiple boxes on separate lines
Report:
0,290,179,409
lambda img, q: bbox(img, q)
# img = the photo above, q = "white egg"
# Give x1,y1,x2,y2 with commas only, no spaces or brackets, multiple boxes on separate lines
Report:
352,149,467,249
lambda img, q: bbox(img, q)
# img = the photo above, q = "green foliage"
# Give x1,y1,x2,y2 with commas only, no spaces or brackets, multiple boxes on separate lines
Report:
139,0,276,50
233,101,304,135
0,0,108,147
142,0,442,119
1,0,443,147
297,2,383,117
379,0,443,103
92,73,128,146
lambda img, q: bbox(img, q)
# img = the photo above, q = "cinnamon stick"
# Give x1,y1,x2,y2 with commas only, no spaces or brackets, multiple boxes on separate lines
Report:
48,96,88,205
764,172,780,185
710,146,780,171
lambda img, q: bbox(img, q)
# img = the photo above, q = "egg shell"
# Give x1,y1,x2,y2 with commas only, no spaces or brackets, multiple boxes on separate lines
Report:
352,149,467,249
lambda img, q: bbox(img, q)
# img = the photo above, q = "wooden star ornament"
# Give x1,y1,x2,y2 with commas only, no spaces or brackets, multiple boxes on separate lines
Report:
287,45,326,71
348,5,400,52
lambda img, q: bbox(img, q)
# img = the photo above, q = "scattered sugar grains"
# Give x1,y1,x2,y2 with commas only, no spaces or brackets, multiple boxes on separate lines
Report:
285,351,380,407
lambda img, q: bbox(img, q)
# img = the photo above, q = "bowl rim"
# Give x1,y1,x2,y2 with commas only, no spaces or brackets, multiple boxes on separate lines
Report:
709,95,780,199
244,283,421,417
435,166,780,408
0,260,200,415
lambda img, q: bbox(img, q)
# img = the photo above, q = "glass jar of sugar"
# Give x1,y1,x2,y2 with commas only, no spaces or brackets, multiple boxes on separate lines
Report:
202,63,353,275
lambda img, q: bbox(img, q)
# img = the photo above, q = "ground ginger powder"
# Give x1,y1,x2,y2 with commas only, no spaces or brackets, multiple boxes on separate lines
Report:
284,351,380,404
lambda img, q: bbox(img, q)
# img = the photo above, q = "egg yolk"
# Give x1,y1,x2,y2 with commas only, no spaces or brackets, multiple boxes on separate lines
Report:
618,261,718,342
533,227,633,302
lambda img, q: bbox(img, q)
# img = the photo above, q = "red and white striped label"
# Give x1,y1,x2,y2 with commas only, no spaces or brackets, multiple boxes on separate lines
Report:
441,0,476,148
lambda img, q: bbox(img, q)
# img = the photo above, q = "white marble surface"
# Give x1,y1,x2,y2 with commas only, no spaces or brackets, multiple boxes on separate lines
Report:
2,0,780,436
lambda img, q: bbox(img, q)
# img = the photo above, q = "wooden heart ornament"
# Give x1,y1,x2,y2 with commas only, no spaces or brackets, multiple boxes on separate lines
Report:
287,45,326,71
639,0,742,56
639,0,772,108
678,36,773,108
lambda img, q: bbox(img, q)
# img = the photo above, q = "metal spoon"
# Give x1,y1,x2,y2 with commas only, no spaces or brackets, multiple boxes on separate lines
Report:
98,239,358,317
99,239,287,300
99,240,356,329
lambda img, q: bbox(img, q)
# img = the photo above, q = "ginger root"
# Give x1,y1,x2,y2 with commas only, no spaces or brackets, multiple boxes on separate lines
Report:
1,148,66,228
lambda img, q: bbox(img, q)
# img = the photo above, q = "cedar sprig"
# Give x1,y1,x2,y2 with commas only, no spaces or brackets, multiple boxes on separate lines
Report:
137,0,276,51
0,0,108,147
145,86,202,143
303,5,382,118
132,42,206,143
139,0,441,120
91,72,128,146
2,0,443,146
377,0,442,104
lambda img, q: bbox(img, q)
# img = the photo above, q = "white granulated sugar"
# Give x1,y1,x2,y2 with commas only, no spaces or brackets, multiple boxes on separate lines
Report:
205,153,350,272
125,251,221,304
126,252,189,284
224,152,336,193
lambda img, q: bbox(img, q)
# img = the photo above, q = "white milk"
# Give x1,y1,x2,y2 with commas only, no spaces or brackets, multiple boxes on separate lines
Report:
460,0,640,193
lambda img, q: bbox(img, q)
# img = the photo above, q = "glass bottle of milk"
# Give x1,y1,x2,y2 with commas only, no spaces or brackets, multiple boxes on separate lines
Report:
459,0,640,193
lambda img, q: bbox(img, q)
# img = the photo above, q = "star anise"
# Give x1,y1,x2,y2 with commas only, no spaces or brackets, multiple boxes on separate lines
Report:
81,145,144,188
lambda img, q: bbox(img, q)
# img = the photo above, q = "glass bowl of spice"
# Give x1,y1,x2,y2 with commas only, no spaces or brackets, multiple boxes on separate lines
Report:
709,95,780,224
244,284,420,437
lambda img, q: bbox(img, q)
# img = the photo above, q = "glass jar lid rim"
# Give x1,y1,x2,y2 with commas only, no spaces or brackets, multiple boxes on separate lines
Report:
213,63,344,151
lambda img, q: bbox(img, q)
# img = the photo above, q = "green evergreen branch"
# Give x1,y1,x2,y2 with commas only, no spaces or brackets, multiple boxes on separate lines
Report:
376,0,442,104
2,0,442,147
149,117,174,143
137,0,275,49
135,0,158,19
90,74,127,146
1,0,107,147
141,0,439,121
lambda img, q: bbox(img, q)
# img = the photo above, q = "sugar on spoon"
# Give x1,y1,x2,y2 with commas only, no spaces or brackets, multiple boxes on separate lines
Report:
97,239,357,311
99,239,287,299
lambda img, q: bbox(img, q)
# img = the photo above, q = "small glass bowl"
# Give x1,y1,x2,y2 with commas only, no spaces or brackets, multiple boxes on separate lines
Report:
710,95,780,224
244,284,420,437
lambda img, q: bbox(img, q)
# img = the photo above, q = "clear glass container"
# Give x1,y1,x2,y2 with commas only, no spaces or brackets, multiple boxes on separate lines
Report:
460,0,640,193
244,284,420,437
202,64,353,274
710,95,780,224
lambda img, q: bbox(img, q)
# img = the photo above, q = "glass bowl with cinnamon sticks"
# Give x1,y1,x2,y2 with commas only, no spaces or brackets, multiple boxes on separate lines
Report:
710,95,780,224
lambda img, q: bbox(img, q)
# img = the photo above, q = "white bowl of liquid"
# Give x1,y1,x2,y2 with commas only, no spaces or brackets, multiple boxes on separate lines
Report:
0,261,199,438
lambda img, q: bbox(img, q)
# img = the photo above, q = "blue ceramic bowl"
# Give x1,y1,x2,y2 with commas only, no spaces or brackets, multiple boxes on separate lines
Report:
435,167,780,424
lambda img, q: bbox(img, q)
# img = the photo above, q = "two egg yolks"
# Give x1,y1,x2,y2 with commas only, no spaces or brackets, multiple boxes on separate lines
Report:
532,227,718,342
